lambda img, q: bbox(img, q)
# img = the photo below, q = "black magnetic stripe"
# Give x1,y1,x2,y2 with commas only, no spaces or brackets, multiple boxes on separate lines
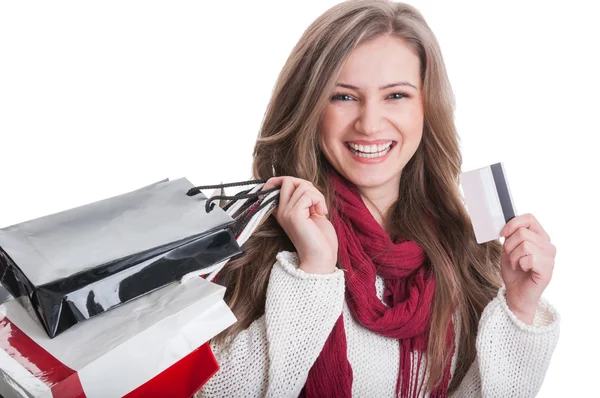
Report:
490,163,515,223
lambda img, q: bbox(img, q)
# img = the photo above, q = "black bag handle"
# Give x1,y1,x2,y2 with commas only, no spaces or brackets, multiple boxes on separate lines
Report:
187,179,280,218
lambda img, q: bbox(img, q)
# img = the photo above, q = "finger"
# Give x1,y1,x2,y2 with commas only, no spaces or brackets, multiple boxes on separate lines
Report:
287,184,327,216
277,179,295,217
518,254,536,273
304,187,328,216
264,176,312,192
311,190,328,216
502,227,545,255
547,242,557,258
501,213,550,242
276,178,307,211
508,240,539,272
289,190,329,218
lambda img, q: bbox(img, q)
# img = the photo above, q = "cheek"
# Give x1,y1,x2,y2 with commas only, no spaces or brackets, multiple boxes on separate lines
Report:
320,105,354,141
394,104,424,139
318,109,334,153
319,109,349,165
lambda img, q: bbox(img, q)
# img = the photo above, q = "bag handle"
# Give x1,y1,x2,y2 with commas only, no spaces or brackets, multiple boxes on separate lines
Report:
186,179,279,214
180,179,280,283
205,189,279,281
187,178,281,238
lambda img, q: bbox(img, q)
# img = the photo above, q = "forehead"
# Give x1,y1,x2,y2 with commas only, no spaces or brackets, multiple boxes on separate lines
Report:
337,35,421,88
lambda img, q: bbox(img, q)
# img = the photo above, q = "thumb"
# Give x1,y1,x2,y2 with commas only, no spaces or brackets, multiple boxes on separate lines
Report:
263,176,284,192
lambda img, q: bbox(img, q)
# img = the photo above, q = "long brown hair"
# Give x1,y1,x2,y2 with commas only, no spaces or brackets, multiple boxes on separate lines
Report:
214,0,502,391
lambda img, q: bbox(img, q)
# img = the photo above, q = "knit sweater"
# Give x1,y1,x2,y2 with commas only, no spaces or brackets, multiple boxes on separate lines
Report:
197,251,560,397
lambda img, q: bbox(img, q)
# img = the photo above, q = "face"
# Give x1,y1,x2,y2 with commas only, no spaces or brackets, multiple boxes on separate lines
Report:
319,35,424,196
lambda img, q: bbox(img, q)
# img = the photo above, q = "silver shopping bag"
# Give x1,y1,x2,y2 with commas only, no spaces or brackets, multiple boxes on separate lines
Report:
0,178,242,338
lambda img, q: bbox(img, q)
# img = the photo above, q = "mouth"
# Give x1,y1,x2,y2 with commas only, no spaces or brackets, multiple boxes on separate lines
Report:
345,140,396,159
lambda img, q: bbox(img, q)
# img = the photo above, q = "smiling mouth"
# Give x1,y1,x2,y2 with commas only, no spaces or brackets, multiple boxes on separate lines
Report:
346,141,396,158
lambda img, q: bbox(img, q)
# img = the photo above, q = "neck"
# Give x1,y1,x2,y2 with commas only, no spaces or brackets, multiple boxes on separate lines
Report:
357,181,399,227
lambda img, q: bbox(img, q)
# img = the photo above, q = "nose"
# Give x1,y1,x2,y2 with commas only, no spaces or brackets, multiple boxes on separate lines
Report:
354,100,385,136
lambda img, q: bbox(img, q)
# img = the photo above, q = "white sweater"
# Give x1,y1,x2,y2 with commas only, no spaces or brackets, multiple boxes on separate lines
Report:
197,251,560,397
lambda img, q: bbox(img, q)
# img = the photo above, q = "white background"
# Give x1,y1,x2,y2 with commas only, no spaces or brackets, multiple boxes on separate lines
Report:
1,1,598,395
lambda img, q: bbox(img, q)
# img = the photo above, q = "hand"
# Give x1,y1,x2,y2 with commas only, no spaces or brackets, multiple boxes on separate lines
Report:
500,213,556,324
263,176,338,274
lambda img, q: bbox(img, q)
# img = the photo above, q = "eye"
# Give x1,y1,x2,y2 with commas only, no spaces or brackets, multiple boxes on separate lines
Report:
331,94,355,101
388,92,409,100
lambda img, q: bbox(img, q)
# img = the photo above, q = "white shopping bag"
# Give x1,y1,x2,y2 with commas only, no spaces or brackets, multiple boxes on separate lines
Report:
0,276,235,398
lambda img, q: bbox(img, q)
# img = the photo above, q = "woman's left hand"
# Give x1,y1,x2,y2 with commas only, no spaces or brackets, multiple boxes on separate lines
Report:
500,213,556,325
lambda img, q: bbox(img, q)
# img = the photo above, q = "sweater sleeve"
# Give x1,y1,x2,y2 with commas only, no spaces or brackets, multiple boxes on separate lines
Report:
451,287,560,398
196,251,345,398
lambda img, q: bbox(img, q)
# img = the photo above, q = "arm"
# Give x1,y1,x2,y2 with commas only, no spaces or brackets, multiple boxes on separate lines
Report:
197,251,345,398
451,288,560,398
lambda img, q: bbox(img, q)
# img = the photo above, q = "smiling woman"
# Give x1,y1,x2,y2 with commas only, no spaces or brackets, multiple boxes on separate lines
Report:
195,1,560,397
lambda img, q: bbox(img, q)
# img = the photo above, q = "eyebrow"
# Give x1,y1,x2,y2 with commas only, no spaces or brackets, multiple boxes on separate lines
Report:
336,81,418,91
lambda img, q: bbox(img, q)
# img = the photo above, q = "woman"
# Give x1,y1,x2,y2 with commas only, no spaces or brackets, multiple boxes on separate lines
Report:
197,0,559,396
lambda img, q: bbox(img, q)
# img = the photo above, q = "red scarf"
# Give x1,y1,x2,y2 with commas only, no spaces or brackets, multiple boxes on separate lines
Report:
300,170,454,397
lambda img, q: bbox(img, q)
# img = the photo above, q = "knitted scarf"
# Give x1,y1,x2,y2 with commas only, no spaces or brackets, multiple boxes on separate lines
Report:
300,170,454,397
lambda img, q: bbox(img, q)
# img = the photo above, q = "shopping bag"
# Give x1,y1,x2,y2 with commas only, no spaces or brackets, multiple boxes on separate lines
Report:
0,272,235,398
0,178,241,338
0,178,281,398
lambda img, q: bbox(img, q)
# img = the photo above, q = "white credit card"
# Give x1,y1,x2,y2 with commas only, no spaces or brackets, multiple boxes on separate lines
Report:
460,162,517,244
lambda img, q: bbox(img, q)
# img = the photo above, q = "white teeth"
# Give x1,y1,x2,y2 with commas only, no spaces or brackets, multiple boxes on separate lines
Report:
347,142,393,159
348,141,393,153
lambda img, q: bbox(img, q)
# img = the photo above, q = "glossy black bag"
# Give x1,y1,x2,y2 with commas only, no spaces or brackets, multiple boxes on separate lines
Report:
0,178,242,338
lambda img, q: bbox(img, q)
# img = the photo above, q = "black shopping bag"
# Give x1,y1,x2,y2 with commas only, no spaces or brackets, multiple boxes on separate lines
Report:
0,177,242,338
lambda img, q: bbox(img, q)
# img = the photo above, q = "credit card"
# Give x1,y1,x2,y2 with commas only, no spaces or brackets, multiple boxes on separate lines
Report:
460,162,517,244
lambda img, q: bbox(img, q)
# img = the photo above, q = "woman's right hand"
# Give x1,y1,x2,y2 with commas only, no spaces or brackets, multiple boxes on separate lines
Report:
263,176,338,274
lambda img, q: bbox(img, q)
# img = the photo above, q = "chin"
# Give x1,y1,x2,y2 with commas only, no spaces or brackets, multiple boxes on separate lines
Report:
338,166,402,191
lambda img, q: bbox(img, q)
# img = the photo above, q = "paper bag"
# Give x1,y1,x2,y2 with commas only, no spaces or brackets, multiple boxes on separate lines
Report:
0,274,235,397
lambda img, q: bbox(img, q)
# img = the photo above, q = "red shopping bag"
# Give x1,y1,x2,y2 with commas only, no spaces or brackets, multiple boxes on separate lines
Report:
125,343,218,398
1,314,218,398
